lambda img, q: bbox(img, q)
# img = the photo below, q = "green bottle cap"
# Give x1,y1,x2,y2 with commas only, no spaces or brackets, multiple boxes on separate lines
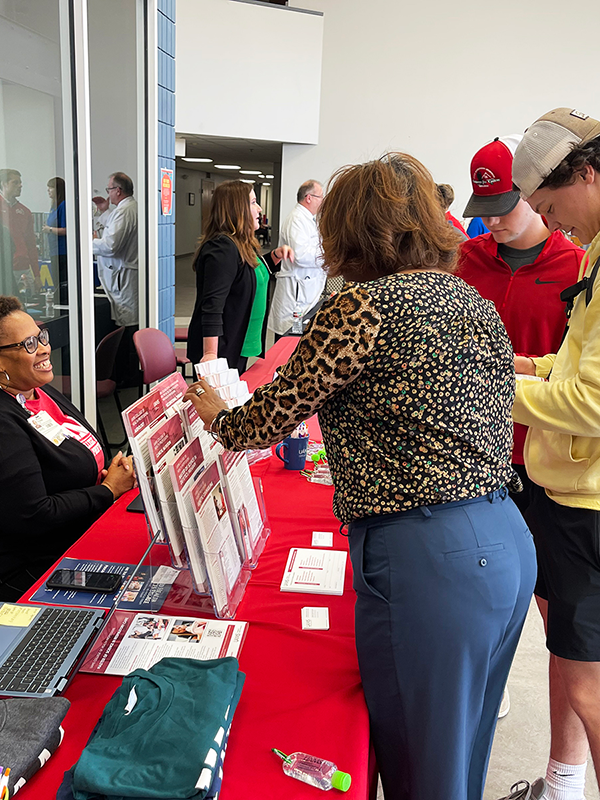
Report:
331,770,351,792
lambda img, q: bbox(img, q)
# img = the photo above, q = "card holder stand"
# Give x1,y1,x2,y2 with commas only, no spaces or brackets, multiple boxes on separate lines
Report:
247,476,271,568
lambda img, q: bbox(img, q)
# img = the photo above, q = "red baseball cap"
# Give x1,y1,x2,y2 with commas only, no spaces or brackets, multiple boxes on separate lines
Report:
463,134,522,218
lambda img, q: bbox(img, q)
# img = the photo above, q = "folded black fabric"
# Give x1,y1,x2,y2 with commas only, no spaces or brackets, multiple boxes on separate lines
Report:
0,696,70,795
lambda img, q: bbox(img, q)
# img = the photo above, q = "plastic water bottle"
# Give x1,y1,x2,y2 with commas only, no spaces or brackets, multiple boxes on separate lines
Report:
272,748,351,792
45,288,55,317
291,305,304,334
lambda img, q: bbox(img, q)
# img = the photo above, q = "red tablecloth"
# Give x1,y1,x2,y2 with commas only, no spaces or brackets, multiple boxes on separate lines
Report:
17,459,372,799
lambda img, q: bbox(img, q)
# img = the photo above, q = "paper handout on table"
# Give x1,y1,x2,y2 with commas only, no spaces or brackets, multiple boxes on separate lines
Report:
169,438,210,593
28,557,173,610
280,548,347,596
301,607,330,630
122,391,167,538
148,414,188,567
191,461,243,617
80,610,247,676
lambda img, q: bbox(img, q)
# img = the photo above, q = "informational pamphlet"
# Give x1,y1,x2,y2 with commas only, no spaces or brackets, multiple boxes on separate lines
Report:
169,438,210,593
153,372,189,412
218,451,264,562
81,610,247,675
191,461,243,617
28,558,175,610
122,391,167,538
280,548,347,596
148,415,188,566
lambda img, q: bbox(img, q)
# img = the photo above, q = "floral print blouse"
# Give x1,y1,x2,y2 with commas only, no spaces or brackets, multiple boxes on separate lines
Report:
216,271,515,524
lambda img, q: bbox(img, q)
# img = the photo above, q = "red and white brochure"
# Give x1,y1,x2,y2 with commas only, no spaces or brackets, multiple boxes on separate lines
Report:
81,609,247,676
151,372,189,413
169,439,209,593
148,415,188,566
191,462,243,617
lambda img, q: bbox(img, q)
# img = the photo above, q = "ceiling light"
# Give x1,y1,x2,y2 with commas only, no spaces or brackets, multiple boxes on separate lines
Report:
239,179,255,184
214,164,241,170
258,174,266,179
239,170,262,175
265,174,275,179
262,182,271,186
182,157,213,163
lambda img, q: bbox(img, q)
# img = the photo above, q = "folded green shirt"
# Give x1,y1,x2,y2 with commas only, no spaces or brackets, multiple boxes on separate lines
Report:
72,657,245,800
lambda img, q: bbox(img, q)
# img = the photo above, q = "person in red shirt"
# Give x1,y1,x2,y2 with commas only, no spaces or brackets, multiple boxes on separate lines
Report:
437,183,468,237
458,135,584,513
0,169,40,284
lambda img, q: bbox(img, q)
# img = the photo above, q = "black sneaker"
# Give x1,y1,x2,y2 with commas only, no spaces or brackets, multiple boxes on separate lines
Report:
496,778,546,800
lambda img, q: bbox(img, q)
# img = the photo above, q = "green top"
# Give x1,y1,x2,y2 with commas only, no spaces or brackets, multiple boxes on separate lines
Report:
241,256,270,358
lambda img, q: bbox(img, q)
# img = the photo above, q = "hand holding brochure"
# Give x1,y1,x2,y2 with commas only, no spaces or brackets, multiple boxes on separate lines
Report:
280,548,347,596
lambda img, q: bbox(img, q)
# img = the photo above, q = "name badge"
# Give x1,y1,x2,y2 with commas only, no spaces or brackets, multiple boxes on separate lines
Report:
28,410,69,446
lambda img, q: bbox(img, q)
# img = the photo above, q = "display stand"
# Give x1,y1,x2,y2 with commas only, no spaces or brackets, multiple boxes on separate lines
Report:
121,371,272,621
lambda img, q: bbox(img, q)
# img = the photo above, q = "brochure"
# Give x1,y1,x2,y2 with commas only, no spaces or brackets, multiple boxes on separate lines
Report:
28,558,175,610
218,450,263,562
147,414,188,567
169,438,210,594
152,371,189,412
122,391,167,538
280,548,347,596
81,610,248,675
191,461,243,617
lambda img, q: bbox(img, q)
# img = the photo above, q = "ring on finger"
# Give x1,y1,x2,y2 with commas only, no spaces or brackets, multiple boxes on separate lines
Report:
195,386,205,396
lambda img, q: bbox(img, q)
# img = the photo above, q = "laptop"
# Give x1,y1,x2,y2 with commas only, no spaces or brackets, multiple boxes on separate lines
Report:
0,603,105,698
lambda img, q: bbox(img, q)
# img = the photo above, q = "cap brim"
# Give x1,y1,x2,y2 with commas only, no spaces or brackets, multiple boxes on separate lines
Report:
463,190,520,219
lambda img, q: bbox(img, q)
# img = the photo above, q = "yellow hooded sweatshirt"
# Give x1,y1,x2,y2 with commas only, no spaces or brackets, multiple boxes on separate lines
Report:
513,230,600,509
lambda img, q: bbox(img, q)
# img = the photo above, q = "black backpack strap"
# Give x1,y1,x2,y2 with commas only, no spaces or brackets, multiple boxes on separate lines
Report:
585,255,600,306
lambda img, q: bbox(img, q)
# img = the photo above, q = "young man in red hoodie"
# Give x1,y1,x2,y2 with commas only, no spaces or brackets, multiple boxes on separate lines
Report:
459,135,583,513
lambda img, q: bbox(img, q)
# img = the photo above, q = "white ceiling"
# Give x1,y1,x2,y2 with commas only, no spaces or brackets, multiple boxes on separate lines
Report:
176,133,282,175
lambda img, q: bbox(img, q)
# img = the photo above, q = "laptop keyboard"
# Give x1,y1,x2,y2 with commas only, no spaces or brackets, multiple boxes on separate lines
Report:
0,606,97,694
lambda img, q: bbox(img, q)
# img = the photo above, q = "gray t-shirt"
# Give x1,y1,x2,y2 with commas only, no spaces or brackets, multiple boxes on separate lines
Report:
497,239,547,273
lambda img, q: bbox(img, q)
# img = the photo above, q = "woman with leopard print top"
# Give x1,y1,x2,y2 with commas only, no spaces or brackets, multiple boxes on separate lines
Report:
186,154,536,800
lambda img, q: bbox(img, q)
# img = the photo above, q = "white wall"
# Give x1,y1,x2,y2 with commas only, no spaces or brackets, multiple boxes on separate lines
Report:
87,0,138,198
281,0,600,224
176,0,323,145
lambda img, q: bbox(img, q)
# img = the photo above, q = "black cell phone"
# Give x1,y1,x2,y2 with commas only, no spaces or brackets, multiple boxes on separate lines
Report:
46,569,123,594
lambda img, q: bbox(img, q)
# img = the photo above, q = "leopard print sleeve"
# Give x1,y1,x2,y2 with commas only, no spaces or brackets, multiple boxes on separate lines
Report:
216,284,381,450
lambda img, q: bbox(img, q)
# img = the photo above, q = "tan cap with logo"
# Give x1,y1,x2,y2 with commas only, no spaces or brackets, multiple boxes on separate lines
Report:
512,108,600,198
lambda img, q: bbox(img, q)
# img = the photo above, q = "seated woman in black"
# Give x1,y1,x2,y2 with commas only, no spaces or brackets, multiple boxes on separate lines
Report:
0,296,135,600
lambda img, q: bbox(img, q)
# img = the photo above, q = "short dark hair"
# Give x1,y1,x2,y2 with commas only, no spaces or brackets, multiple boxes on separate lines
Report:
0,169,20,186
297,180,321,203
539,137,600,190
0,295,23,338
319,153,461,282
110,172,134,196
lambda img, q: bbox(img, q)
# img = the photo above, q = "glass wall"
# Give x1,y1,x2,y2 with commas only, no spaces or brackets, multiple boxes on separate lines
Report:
0,0,72,393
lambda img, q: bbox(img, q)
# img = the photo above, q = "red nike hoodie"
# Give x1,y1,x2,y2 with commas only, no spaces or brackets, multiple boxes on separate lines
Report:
458,231,584,463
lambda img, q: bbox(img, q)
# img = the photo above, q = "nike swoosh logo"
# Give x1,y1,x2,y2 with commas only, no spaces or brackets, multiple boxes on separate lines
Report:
552,771,575,776
535,278,560,285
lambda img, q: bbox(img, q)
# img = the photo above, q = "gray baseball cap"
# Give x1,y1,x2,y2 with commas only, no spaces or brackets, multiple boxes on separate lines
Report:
513,108,600,198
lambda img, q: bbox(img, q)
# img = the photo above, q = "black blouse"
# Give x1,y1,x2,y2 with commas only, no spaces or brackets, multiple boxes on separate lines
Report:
0,385,112,588
215,272,516,524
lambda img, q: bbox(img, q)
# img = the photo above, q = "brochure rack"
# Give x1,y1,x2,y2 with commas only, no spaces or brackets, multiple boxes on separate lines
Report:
121,369,271,620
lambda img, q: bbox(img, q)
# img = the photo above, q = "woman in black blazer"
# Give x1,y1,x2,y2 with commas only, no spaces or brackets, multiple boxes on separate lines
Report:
0,296,135,600
187,181,293,373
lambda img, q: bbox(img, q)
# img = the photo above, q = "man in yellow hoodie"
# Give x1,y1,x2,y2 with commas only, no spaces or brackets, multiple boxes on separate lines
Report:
509,108,600,800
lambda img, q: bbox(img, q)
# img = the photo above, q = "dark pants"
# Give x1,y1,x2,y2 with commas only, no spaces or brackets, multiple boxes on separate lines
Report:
510,462,535,515
348,490,537,800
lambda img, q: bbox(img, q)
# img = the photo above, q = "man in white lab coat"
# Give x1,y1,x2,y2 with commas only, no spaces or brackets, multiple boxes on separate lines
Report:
268,180,325,337
93,172,138,328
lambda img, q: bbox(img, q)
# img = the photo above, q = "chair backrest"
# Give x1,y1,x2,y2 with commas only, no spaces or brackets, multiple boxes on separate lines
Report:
95,326,125,382
133,327,177,384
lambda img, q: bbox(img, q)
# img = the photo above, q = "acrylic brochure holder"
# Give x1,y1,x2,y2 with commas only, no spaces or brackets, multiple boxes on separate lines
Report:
121,371,272,621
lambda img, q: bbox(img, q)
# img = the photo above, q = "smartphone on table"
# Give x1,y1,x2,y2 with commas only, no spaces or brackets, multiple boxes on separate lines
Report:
46,569,123,594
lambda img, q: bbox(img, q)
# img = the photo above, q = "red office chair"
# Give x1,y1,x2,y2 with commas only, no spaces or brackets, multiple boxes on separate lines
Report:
96,326,127,448
133,327,191,386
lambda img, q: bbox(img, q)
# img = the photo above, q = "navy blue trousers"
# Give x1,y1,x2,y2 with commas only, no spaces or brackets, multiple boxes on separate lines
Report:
348,490,537,800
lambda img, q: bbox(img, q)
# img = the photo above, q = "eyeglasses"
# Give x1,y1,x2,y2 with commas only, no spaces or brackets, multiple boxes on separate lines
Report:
0,328,50,354
308,193,324,200
105,186,119,193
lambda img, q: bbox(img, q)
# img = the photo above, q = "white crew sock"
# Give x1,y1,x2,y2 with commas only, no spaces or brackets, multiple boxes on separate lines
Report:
543,758,587,800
